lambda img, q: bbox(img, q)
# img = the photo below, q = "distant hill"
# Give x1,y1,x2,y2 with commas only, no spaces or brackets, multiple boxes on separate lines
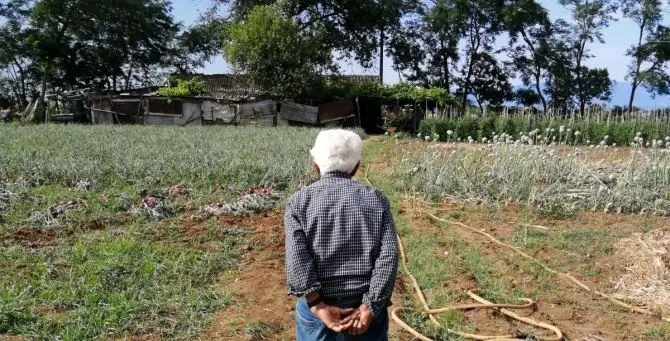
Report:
508,82,670,110
609,82,670,109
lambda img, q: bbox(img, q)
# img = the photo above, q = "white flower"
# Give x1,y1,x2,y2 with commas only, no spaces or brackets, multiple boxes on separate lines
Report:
636,132,642,137
575,131,581,136
447,130,453,136
612,143,617,147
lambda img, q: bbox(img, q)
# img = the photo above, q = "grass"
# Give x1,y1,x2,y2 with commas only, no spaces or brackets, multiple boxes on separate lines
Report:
397,141,670,217
243,320,277,340
0,125,319,191
0,125,322,339
648,324,670,340
361,138,529,338
366,136,670,340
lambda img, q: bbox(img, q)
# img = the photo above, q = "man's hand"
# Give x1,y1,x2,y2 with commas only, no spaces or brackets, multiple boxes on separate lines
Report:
310,303,356,332
346,304,373,336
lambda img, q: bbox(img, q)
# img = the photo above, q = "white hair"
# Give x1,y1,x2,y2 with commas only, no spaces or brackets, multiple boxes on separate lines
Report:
310,129,362,174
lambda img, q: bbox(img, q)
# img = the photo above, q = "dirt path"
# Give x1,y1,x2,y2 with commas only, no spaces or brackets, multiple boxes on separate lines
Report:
202,211,295,340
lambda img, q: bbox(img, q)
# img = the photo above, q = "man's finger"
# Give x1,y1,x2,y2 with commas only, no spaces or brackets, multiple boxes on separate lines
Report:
338,311,360,325
339,308,355,316
339,318,356,332
329,322,345,333
352,319,362,335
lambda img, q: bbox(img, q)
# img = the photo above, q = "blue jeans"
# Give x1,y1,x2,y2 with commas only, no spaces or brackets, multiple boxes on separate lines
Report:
295,298,389,341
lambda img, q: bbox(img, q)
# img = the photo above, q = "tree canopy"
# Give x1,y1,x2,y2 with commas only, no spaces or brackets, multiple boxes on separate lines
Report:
2,0,670,118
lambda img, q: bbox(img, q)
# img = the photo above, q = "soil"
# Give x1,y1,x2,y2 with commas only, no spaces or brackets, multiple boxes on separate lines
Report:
1,227,58,247
197,138,670,340
402,202,670,340
202,211,296,340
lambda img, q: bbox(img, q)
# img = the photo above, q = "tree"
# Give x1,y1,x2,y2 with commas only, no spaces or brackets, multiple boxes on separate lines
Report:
468,52,512,113
514,88,541,107
544,25,576,114
457,0,506,111
223,4,334,99
388,0,466,90
218,0,409,70
0,0,34,106
559,0,617,116
635,26,670,97
579,67,612,108
172,9,225,74
17,0,180,121
620,0,663,111
504,0,551,113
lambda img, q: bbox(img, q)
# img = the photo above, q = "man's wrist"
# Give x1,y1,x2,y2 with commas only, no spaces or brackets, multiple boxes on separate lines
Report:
305,292,322,308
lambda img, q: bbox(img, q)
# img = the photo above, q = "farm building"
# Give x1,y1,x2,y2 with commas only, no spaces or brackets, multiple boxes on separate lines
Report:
88,74,385,132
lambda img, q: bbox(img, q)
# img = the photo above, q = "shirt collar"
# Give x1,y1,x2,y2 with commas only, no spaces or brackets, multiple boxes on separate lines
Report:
321,171,352,180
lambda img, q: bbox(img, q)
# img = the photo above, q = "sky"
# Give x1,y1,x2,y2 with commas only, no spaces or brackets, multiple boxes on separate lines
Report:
171,0,670,108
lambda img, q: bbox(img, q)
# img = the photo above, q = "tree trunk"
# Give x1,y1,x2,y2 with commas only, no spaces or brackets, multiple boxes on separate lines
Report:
439,38,450,91
12,60,28,106
24,74,48,123
461,24,480,115
628,21,646,113
125,64,134,91
521,29,547,114
576,39,586,117
461,46,478,114
379,28,384,85
535,71,547,114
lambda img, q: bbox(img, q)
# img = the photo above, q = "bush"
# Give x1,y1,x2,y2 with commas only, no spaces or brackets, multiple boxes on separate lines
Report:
156,77,205,97
417,117,670,146
456,117,478,141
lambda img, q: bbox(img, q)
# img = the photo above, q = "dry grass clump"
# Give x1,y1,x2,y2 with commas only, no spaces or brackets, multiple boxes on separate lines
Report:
613,231,670,315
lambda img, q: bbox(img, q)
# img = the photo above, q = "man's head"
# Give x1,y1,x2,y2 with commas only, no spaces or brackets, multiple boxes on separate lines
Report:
310,129,362,177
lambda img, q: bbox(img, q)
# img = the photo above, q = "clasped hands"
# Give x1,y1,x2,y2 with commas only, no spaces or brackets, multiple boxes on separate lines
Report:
310,302,373,335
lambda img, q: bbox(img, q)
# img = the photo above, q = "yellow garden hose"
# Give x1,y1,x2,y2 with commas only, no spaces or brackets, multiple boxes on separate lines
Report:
391,233,564,341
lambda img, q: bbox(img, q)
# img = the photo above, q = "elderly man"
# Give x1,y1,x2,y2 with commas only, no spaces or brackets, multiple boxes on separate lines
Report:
284,129,399,341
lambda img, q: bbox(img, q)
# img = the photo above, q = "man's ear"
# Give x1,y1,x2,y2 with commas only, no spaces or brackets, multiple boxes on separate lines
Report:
312,161,320,176
350,162,360,177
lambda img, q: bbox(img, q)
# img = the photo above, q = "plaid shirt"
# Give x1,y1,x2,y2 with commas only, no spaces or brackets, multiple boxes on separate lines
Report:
284,171,399,317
